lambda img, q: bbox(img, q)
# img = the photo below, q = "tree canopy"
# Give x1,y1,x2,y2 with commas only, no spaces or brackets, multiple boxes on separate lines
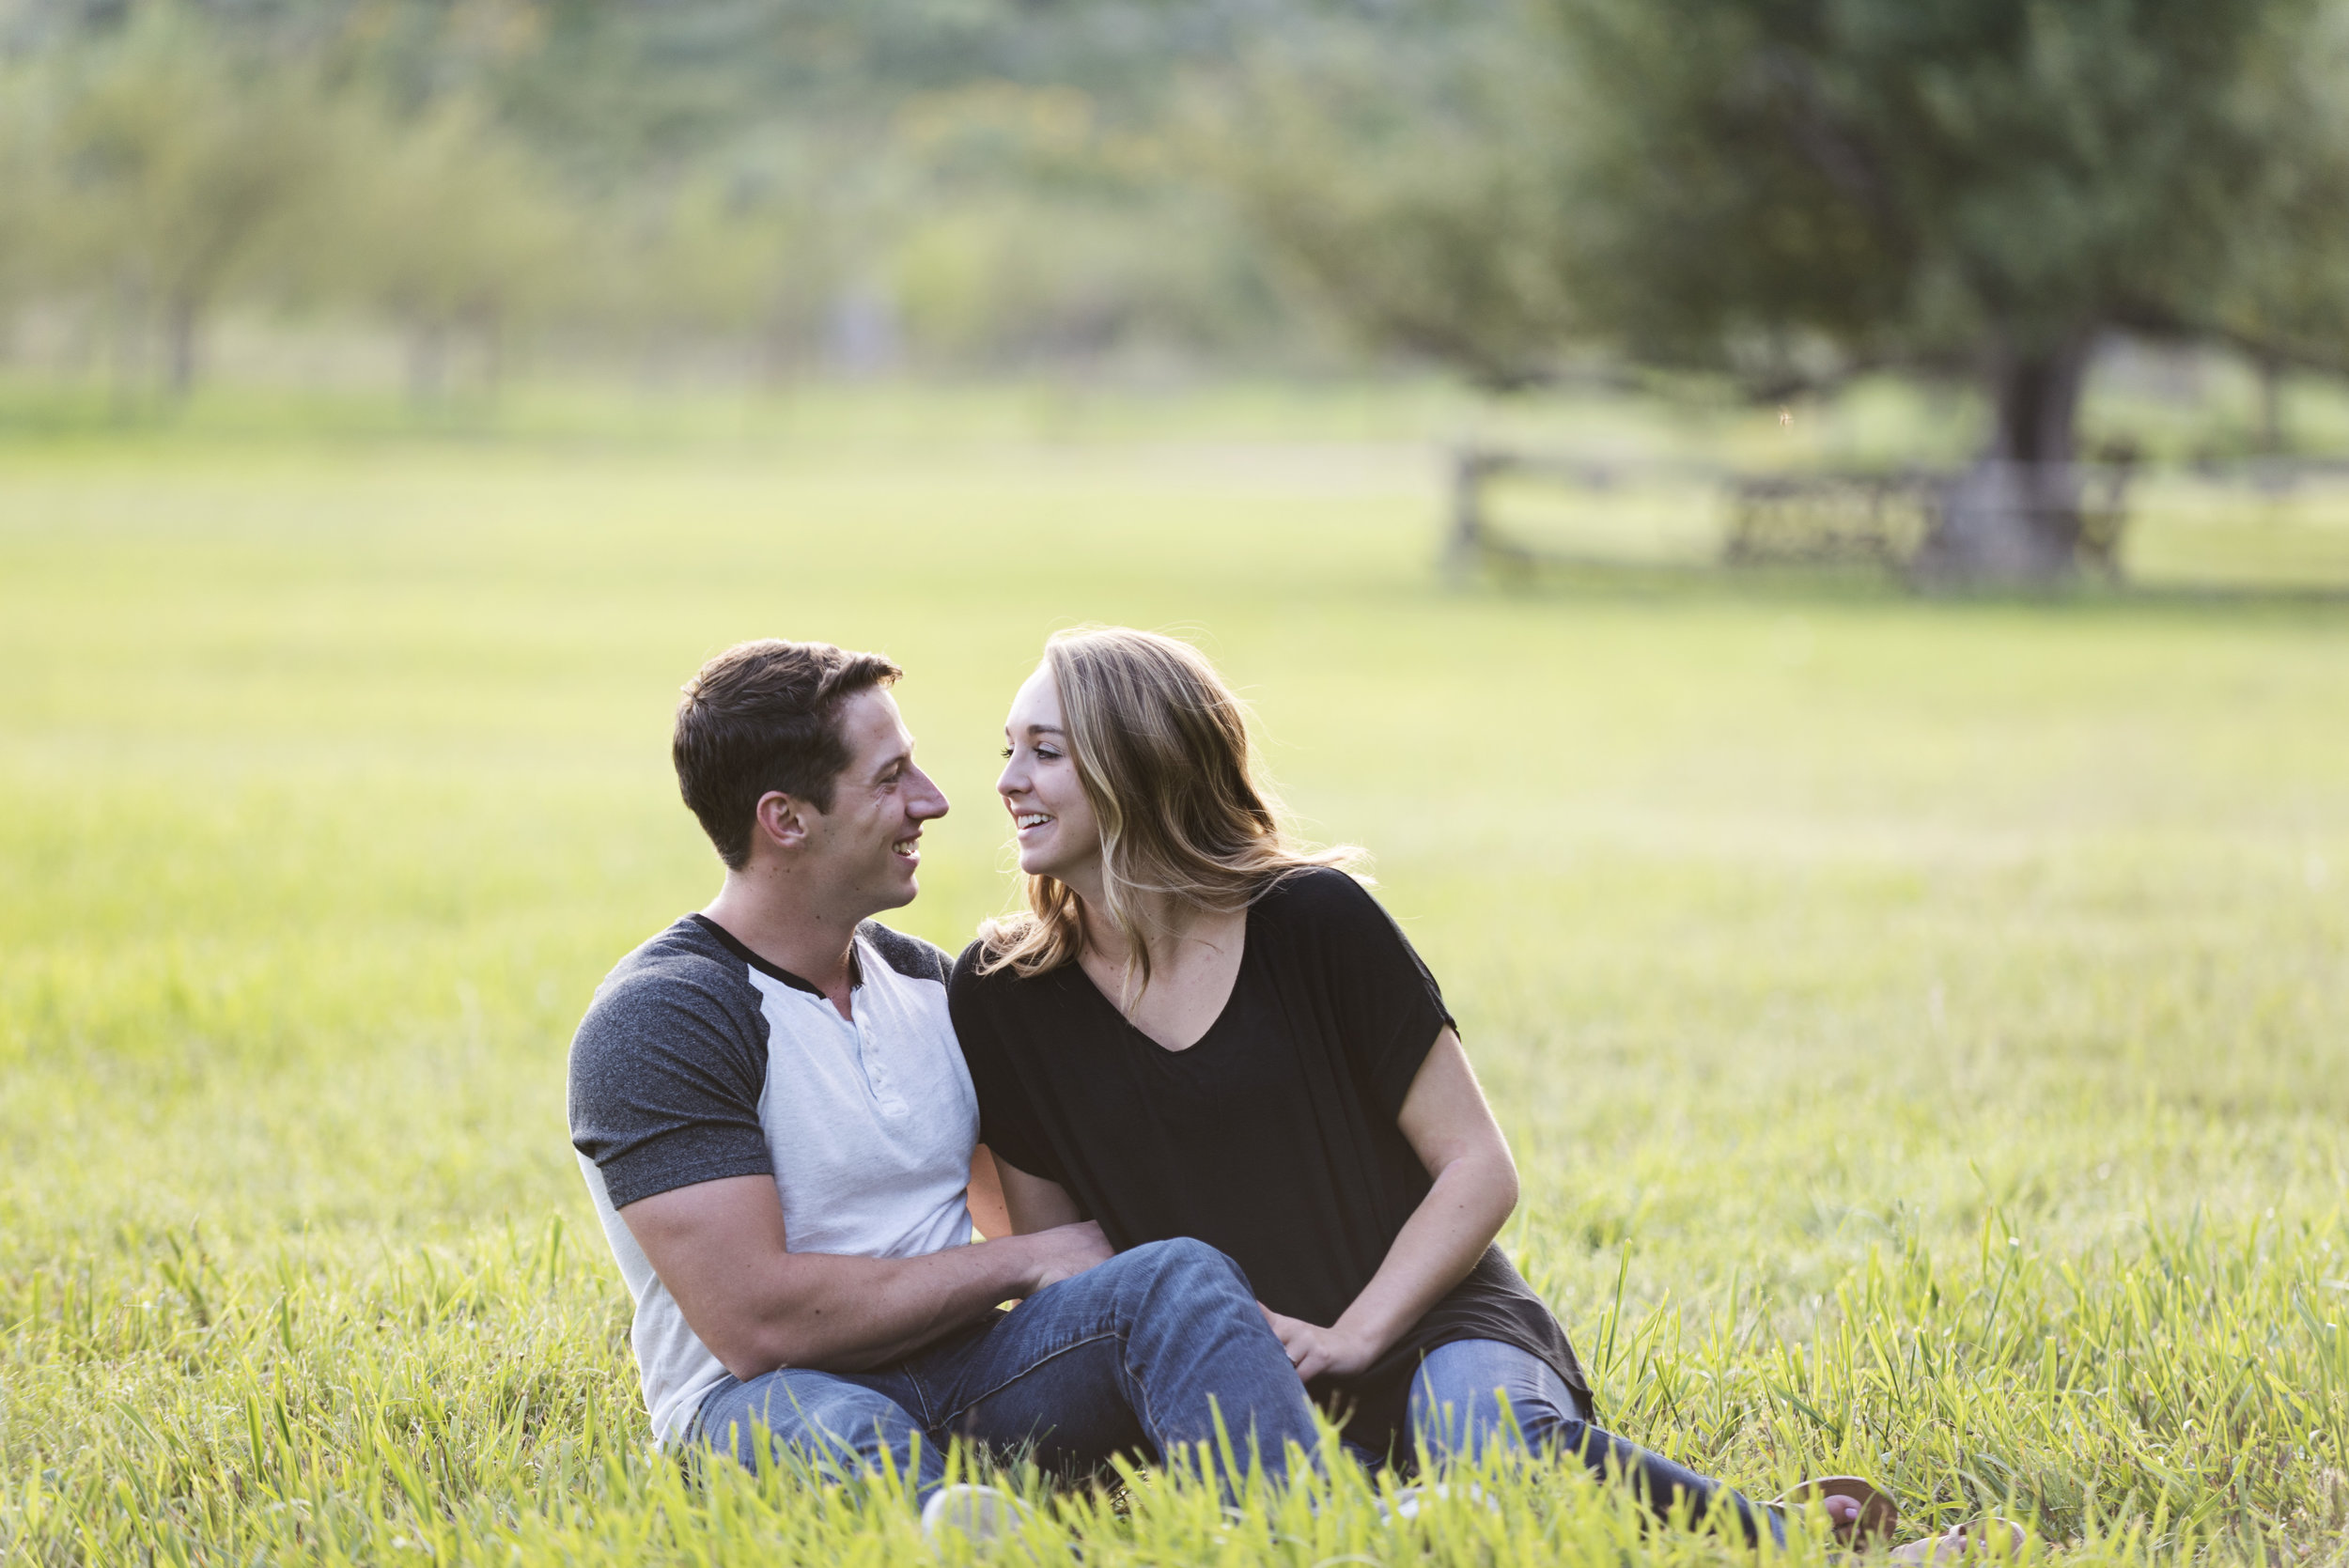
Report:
0,0,1343,396
1234,0,2349,578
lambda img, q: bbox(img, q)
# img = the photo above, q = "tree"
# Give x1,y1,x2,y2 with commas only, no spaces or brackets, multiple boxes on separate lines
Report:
1214,39,1578,390
0,59,62,353
323,94,578,404
50,4,333,397
1236,0,2349,581
2201,3,2349,450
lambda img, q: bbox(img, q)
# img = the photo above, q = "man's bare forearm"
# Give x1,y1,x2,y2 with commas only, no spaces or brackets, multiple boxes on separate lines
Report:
722,1234,1046,1378
621,1174,1113,1382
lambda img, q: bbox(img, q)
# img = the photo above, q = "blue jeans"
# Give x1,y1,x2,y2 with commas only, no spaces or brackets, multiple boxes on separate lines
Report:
692,1237,1320,1507
1406,1339,1785,1546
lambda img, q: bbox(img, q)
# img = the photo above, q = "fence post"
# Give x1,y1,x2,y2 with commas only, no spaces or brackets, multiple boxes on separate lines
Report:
1445,447,1488,580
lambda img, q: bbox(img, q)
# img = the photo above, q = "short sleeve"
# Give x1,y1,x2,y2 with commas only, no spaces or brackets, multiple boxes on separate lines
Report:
568,966,773,1210
949,943,1068,1186
862,921,953,985
1277,869,1457,1121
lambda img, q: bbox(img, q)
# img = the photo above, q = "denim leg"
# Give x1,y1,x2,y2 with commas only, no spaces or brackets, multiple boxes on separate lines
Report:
920,1237,1322,1497
1410,1339,1783,1547
693,1366,946,1507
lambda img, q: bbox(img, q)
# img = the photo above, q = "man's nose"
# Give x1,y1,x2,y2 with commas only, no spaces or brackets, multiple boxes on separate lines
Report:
910,767,950,819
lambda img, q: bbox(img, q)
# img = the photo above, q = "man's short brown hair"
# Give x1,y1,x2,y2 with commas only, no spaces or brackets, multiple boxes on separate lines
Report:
673,640,904,870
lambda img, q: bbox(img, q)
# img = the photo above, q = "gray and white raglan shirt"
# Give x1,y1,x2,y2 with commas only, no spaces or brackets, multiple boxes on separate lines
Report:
568,913,976,1445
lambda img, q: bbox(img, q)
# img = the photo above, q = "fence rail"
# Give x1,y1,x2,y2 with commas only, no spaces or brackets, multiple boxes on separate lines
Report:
1445,446,2349,590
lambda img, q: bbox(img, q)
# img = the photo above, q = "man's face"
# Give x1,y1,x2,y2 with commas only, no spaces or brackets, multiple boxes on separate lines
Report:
794,687,949,917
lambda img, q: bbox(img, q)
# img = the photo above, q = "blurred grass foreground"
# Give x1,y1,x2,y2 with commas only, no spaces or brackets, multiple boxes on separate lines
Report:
1,396,2345,1563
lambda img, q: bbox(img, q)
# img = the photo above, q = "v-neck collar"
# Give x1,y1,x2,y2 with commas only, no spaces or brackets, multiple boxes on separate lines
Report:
1068,908,1251,1056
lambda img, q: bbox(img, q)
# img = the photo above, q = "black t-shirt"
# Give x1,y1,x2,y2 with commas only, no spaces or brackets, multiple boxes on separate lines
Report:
950,866,1588,1450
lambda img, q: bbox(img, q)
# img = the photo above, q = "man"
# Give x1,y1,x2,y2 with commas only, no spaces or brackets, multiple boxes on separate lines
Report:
567,639,1320,1537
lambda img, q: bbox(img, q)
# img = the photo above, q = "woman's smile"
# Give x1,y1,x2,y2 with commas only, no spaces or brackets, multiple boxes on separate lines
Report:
997,664,1103,885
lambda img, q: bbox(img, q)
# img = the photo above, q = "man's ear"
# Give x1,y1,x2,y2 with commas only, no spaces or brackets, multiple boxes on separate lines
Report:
752,790,814,855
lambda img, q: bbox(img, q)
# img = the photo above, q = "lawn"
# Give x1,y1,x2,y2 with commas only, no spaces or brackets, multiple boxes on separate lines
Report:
1,393,2345,1565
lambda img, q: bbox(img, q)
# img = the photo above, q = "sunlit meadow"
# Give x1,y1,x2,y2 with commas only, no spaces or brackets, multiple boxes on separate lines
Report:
2,386,2345,1565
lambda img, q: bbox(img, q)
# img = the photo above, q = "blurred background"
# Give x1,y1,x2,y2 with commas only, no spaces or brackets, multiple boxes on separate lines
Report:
5,0,2349,591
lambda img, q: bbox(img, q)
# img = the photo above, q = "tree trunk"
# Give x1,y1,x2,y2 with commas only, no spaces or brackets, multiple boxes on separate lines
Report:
107,276,145,424
2256,354,2285,456
406,318,447,409
476,303,505,401
757,317,797,387
1915,334,2094,584
163,291,200,400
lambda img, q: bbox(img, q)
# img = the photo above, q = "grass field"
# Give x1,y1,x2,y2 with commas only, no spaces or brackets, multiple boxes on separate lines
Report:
2,394,2346,1566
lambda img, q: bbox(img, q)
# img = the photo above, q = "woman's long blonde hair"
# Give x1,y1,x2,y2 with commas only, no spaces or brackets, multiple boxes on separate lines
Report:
976,627,1358,987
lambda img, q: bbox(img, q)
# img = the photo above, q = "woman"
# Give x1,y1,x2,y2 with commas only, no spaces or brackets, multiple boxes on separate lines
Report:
948,628,1942,1549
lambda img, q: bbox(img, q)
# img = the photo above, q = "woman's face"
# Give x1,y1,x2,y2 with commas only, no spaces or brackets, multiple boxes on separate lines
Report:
998,664,1103,886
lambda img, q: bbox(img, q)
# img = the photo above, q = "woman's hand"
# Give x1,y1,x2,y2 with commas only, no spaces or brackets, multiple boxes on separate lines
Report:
1259,1032,1517,1388
1259,1304,1377,1383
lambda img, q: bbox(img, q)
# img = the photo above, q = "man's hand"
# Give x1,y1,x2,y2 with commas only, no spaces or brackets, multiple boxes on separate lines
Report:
621,1175,1113,1380
1259,1304,1377,1383
1023,1220,1112,1292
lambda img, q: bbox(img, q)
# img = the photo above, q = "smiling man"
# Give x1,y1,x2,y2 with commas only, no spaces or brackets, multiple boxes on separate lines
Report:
566,639,1318,1540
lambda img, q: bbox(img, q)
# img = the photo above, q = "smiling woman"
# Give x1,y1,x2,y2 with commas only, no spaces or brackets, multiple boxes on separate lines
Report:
950,626,1954,1552
983,625,1352,994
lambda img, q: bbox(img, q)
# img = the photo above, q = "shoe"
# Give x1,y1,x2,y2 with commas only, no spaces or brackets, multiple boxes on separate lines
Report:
921,1483,1030,1546
1382,1482,1498,1522
1769,1476,1900,1548
1890,1518,2025,1561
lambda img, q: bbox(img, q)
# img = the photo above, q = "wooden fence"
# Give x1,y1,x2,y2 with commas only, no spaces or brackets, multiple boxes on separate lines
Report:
1445,448,2142,582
